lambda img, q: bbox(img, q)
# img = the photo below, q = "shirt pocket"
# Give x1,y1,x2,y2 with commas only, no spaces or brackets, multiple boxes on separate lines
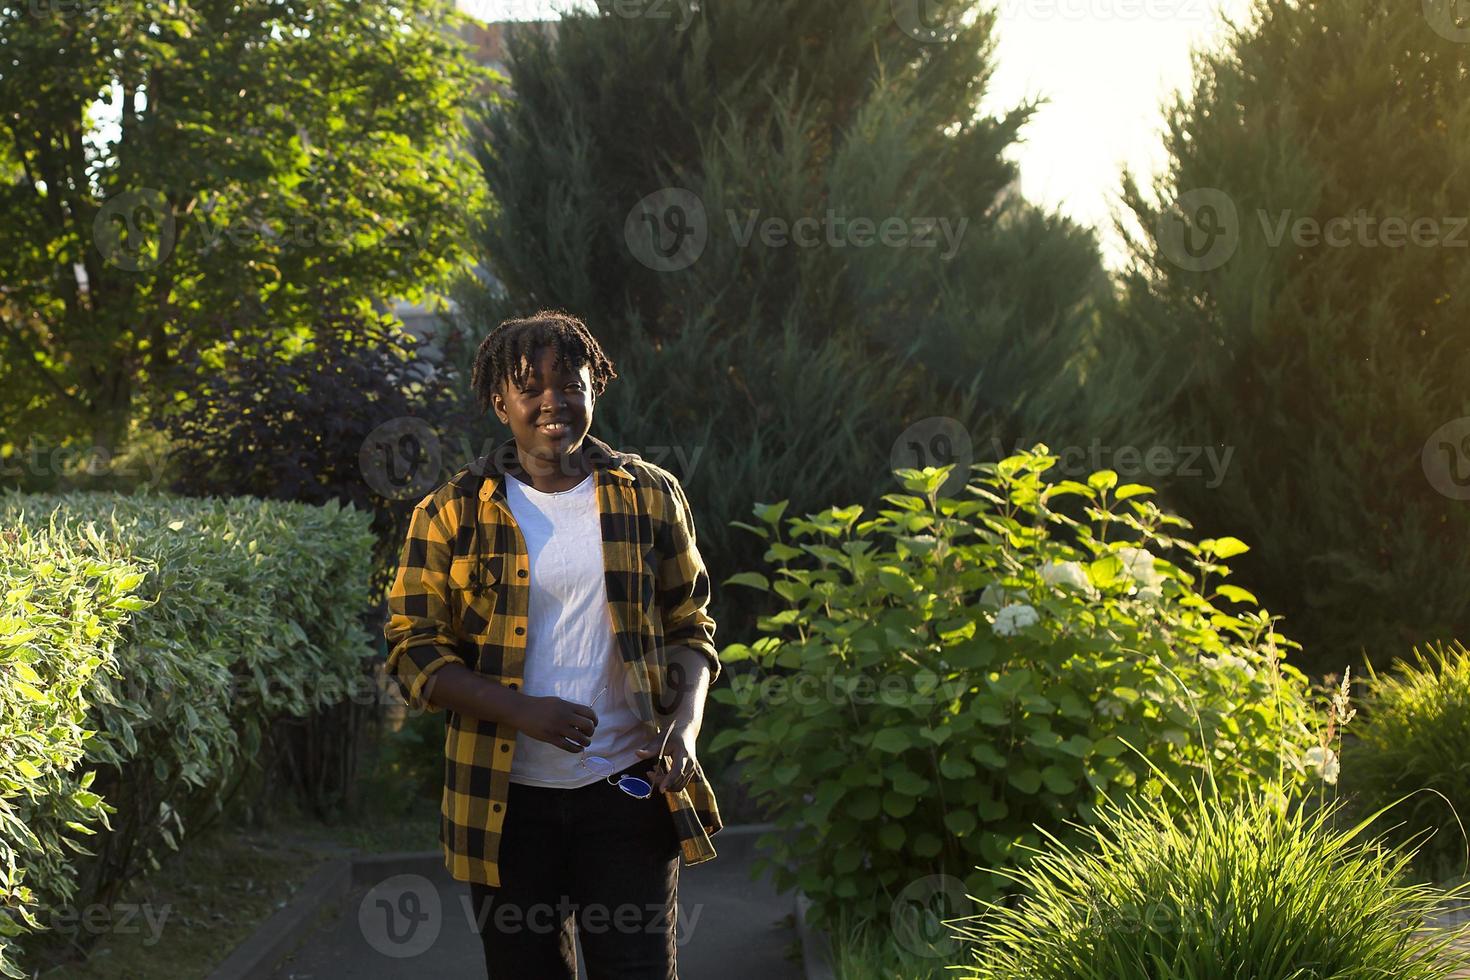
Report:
447,554,499,636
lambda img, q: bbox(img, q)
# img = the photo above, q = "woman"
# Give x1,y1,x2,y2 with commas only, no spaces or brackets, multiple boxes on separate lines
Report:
383,310,723,979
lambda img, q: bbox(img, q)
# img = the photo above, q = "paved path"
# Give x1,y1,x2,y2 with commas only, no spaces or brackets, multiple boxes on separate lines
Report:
266,827,806,980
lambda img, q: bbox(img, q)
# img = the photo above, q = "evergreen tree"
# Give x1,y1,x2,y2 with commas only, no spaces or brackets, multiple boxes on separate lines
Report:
453,0,1115,609
1109,0,1470,672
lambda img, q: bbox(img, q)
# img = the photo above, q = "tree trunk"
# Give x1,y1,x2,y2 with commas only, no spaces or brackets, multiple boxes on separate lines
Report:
87,365,133,465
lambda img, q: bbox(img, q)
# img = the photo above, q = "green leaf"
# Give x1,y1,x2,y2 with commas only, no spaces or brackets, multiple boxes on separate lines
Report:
879,823,906,850
723,572,770,592
1008,768,1042,794
1041,765,1078,794
707,728,746,753
971,744,1007,769
115,571,148,592
977,797,1009,821
846,789,881,820
1088,555,1125,589
1087,470,1118,491
728,520,770,540
975,702,1009,726
912,832,943,857
883,792,918,817
1042,480,1095,500
988,669,1033,698
939,756,976,779
715,644,752,665
1027,729,1063,751
871,728,913,753
1058,735,1093,758
1056,692,1090,719
890,770,930,796
1215,584,1258,604
877,567,916,595
944,810,978,835
1203,536,1250,559
1114,483,1154,500
754,501,789,527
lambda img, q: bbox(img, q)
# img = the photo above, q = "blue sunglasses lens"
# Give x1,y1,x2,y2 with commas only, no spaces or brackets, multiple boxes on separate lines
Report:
615,776,653,797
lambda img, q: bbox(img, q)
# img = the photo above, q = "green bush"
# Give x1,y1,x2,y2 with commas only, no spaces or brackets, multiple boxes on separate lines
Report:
1345,639,1470,878
0,522,145,979
950,787,1470,979
711,444,1319,933
0,490,375,978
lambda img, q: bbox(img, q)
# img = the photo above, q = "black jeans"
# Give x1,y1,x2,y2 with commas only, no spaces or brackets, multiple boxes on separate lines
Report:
467,759,681,980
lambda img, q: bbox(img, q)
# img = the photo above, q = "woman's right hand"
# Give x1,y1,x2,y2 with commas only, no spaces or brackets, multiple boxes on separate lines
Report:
514,694,599,752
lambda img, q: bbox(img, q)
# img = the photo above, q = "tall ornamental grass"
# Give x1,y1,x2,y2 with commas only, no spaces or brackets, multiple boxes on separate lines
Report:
1346,639,1470,879
953,786,1470,979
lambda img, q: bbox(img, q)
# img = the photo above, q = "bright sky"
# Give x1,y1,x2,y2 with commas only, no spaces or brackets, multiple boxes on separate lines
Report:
457,0,1255,270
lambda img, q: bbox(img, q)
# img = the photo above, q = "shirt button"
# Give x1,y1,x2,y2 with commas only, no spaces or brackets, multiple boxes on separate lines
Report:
508,682,518,690
500,743,509,752
514,626,525,635
493,803,502,812
518,569,527,578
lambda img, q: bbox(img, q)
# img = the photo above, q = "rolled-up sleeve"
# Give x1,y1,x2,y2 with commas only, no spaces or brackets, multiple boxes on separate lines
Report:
384,497,464,713
656,475,721,686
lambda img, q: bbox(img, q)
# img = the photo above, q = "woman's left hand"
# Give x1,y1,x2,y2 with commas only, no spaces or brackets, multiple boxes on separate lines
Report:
634,724,698,793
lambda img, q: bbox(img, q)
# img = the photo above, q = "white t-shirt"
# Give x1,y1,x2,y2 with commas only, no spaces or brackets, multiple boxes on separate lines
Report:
502,469,646,788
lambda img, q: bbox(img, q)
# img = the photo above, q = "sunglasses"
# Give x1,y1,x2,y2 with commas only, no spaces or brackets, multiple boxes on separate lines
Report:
572,685,674,799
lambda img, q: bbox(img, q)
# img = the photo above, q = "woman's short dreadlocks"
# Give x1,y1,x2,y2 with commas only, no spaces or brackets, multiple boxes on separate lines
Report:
470,310,618,416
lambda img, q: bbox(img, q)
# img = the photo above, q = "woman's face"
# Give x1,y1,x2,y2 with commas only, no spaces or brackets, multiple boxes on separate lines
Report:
492,346,595,472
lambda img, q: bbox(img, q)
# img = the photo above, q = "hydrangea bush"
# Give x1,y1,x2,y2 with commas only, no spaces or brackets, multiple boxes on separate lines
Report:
711,445,1320,933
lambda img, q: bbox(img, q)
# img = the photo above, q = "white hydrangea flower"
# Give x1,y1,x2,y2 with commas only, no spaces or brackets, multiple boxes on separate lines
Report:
1040,560,1098,599
1095,698,1125,719
1116,545,1167,600
1205,652,1257,678
992,602,1039,637
1304,745,1340,785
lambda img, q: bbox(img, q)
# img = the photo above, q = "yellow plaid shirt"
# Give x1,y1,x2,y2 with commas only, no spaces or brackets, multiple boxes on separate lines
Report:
383,432,723,887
